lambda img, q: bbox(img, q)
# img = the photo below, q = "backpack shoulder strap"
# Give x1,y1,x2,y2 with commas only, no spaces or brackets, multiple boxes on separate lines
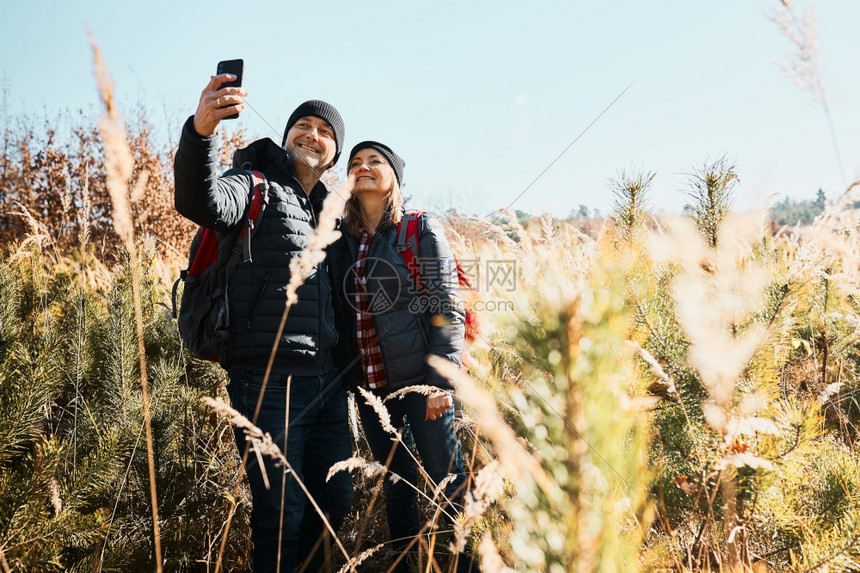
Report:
397,210,426,294
236,170,269,263
222,170,269,327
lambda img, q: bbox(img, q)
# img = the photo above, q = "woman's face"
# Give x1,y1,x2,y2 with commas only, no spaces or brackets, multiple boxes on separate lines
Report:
348,149,395,197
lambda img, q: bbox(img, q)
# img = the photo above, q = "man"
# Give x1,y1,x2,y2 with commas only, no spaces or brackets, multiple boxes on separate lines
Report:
174,73,352,572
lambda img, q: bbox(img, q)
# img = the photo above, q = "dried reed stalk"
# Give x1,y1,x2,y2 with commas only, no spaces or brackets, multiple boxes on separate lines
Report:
427,356,556,495
203,397,352,566
771,0,846,186
326,456,388,482
383,384,450,402
88,31,162,572
352,388,460,520
0,546,10,573
335,543,385,573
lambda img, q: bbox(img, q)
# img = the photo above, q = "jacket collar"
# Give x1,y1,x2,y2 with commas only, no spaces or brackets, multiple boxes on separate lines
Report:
232,138,290,176
232,138,329,205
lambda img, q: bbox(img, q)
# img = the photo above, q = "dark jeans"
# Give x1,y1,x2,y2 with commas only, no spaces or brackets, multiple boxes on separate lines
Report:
357,386,472,571
227,368,353,573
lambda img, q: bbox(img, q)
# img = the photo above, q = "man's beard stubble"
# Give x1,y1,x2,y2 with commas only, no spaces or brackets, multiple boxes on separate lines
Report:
284,143,322,171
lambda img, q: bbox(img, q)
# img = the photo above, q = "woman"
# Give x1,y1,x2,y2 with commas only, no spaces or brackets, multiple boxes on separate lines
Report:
330,141,476,572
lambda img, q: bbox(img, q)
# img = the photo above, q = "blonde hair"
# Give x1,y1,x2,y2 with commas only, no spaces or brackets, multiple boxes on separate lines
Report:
342,179,403,237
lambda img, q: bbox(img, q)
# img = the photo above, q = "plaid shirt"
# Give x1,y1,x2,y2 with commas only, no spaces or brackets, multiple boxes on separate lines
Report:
355,229,387,389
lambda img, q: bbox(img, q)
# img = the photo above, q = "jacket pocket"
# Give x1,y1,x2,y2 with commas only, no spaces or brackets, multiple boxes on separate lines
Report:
245,272,271,331
414,312,430,350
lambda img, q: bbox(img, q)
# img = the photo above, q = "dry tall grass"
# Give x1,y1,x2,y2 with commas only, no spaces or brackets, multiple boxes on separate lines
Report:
4,112,860,569
3,25,860,573
89,33,163,571
771,0,846,186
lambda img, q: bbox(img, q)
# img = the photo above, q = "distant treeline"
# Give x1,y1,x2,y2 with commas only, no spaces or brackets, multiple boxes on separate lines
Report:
769,188,827,226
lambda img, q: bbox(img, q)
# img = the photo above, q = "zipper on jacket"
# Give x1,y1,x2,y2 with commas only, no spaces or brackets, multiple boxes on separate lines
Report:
286,173,321,228
318,262,332,352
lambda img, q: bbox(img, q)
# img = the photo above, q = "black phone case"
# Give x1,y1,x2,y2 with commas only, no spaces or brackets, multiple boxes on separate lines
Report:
216,59,243,119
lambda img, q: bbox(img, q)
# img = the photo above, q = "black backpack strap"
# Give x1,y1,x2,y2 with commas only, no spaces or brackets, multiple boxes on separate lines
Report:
221,251,242,331
235,170,269,264
397,212,411,252
170,270,187,319
222,171,269,329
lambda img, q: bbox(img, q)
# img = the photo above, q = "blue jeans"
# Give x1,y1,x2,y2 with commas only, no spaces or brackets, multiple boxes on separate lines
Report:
356,386,468,570
227,369,353,573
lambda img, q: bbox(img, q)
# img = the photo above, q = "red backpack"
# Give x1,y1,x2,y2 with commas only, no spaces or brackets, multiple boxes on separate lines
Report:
396,211,479,370
172,171,269,361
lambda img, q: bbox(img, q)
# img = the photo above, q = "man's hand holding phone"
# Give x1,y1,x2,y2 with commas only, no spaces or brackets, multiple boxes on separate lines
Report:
192,61,246,137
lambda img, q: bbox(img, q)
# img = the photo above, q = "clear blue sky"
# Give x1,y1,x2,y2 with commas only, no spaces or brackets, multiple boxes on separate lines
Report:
3,0,859,217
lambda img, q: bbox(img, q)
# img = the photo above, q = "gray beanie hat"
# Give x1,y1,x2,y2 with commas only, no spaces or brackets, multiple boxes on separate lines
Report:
348,140,405,186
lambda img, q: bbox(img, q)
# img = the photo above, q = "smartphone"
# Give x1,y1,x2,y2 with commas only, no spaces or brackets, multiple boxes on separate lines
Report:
216,59,244,120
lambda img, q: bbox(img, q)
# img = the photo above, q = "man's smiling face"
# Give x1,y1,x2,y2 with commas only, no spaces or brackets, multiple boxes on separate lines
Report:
284,115,337,170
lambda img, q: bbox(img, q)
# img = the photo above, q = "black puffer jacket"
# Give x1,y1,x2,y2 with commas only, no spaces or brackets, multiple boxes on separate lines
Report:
329,213,465,390
174,116,337,374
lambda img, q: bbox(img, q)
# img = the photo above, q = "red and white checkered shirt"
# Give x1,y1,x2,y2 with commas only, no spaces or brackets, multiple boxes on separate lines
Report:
355,229,387,389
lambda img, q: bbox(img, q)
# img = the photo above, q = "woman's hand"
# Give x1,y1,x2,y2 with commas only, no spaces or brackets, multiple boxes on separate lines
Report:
425,392,453,421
